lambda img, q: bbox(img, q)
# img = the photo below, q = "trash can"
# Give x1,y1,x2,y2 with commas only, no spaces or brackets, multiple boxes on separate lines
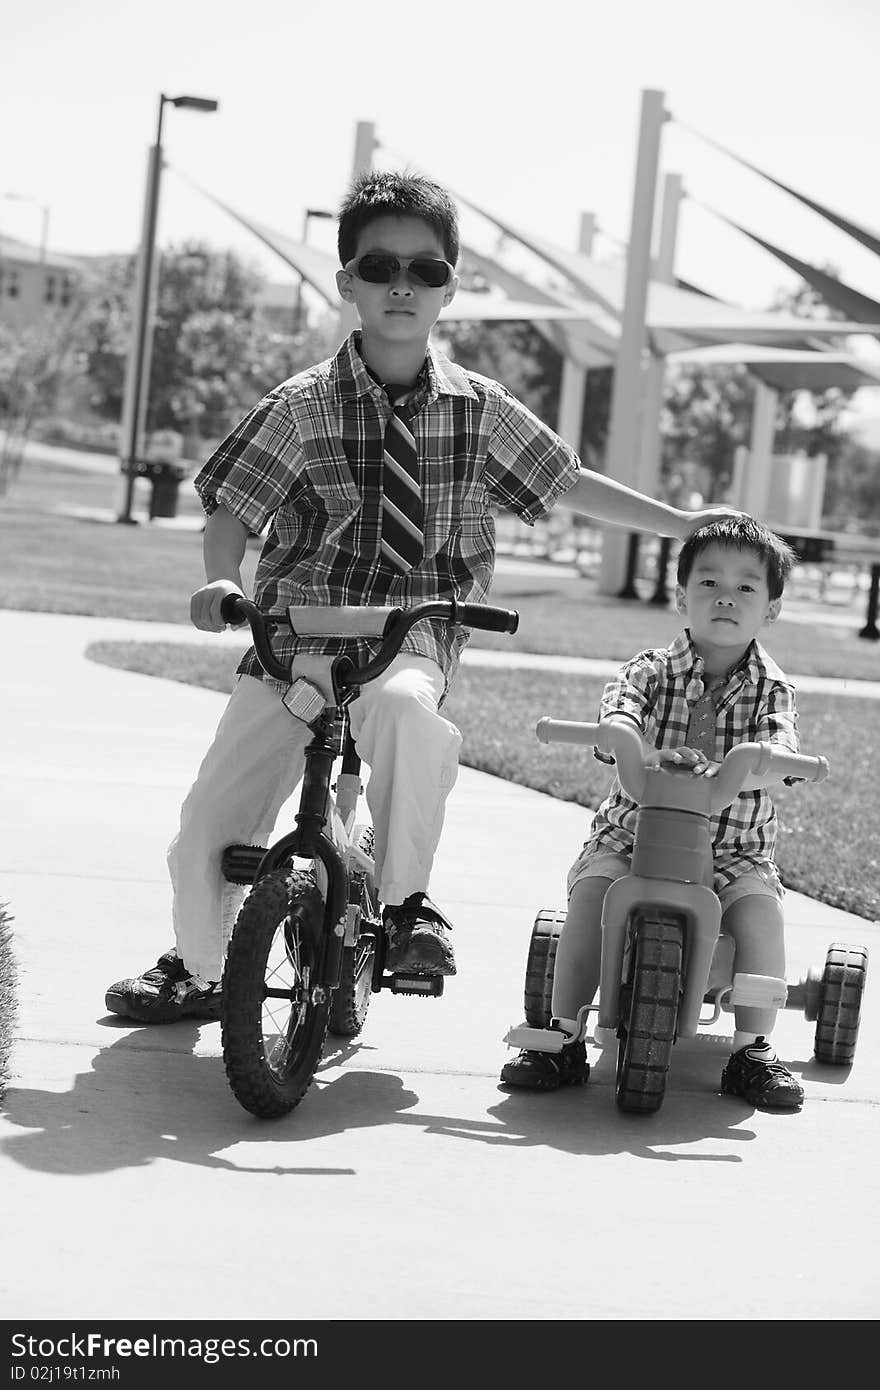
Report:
143,461,185,520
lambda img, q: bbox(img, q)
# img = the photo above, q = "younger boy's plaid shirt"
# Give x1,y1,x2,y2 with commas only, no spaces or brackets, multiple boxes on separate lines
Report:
581,630,799,889
194,332,579,690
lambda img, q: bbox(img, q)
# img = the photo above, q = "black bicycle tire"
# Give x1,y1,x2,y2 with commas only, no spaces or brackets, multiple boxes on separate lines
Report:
328,932,376,1037
615,911,684,1115
328,825,378,1037
523,910,565,1027
222,868,329,1119
814,942,868,1065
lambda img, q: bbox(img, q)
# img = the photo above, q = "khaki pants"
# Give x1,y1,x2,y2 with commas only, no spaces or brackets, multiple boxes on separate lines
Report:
167,657,461,981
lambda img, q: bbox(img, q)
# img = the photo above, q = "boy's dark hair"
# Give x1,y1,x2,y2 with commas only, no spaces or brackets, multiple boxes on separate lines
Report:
337,170,460,268
676,515,796,600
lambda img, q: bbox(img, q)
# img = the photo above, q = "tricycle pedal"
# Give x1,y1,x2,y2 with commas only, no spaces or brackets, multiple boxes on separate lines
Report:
385,973,444,997
221,844,267,884
503,1024,566,1052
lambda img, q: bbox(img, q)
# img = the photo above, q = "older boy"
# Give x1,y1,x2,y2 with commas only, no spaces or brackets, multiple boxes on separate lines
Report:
106,170,736,1023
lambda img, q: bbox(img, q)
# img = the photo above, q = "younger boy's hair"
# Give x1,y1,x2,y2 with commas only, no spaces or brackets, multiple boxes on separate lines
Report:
676,515,797,600
337,170,460,268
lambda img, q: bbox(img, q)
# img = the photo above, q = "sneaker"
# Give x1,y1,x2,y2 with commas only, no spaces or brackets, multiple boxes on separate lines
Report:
500,1041,590,1091
720,1037,804,1110
384,893,456,976
105,948,221,1024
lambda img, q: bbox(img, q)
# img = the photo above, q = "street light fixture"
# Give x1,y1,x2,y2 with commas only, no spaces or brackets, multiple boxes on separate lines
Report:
1,191,50,261
117,92,219,524
294,206,334,330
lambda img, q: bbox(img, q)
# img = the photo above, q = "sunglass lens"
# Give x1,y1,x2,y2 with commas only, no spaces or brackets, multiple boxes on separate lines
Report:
408,258,451,287
355,254,398,283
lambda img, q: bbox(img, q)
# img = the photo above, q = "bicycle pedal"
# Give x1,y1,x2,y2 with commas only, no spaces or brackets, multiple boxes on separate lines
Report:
221,844,267,884
385,973,444,997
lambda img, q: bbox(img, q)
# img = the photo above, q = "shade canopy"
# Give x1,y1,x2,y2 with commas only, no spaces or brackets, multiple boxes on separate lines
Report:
667,342,880,392
179,173,880,387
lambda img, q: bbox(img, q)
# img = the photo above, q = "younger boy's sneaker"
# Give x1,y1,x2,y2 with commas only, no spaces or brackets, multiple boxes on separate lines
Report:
500,1041,590,1091
105,949,221,1024
384,893,456,976
720,1037,804,1110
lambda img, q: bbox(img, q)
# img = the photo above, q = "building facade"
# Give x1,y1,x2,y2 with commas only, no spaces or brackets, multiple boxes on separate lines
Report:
0,234,83,330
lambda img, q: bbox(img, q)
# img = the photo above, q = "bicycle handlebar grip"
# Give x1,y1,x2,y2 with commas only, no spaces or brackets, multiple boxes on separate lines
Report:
456,603,519,633
219,593,253,625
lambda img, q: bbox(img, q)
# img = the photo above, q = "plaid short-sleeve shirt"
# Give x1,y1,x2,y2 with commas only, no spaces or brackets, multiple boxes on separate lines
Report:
194,331,580,690
581,629,800,888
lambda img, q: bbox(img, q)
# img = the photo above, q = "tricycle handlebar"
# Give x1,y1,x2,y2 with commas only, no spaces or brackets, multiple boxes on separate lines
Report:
535,717,828,813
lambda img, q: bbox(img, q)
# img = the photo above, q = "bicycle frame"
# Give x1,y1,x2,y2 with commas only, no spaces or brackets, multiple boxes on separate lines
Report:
219,595,520,999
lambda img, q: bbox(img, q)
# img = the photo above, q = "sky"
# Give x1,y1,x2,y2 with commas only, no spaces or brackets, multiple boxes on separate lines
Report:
5,0,880,430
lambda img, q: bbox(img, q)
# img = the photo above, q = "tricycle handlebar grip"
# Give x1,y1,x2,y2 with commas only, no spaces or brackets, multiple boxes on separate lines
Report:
536,718,604,745
535,718,647,803
456,603,519,634
765,750,829,784
709,743,830,812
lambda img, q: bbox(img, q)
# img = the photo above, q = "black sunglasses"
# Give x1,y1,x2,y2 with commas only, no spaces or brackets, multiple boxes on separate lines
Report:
346,253,454,288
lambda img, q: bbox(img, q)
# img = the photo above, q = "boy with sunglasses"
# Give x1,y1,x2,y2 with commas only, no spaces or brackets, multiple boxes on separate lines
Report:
105,170,738,1024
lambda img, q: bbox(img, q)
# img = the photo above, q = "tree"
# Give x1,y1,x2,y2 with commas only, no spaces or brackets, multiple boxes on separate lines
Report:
770,275,858,467
75,242,336,444
434,318,562,426
0,310,86,492
660,363,755,501
74,255,136,424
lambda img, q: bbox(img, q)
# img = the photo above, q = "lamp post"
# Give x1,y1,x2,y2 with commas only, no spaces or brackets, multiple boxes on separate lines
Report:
294,207,334,330
117,92,219,524
0,192,50,261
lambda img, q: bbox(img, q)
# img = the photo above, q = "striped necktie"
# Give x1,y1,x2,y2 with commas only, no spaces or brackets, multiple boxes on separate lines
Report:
380,389,423,572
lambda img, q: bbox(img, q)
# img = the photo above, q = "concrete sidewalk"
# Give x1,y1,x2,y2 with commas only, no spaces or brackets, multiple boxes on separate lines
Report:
1,609,877,1323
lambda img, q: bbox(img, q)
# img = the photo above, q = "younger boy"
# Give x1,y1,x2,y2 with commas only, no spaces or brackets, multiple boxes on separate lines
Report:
106,170,737,1024
501,516,806,1108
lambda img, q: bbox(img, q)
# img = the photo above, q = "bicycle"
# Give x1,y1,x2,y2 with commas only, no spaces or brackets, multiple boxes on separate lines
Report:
504,718,869,1114
217,594,519,1119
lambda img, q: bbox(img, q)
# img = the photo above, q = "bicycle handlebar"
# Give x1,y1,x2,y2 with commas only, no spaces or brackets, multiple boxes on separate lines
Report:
535,717,829,814
218,595,519,687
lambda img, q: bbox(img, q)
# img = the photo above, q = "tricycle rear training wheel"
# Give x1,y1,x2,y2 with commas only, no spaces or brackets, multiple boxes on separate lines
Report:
222,868,329,1119
615,911,684,1115
523,910,566,1026
814,943,868,1065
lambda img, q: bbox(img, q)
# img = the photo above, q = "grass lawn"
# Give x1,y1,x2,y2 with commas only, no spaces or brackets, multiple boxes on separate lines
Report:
4,454,880,926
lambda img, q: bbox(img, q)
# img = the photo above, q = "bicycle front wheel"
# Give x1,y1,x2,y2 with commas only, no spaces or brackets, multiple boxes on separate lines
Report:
222,868,329,1119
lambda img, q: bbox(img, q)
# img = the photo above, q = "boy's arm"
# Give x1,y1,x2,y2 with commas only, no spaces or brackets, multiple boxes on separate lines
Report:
190,504,250,631
558,468,739,540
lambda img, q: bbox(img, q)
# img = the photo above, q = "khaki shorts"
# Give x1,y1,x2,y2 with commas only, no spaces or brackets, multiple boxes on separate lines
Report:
566,849,783,912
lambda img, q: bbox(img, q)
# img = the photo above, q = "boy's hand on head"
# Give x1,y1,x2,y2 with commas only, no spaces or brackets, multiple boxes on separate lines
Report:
678,505,745,539
190,580,247,632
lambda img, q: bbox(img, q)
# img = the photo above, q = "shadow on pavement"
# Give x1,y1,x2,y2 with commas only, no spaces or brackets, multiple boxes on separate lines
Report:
1,1025,786,1175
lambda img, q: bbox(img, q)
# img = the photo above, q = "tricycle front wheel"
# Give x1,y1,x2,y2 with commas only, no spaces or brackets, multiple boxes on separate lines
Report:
615,910,684,1115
